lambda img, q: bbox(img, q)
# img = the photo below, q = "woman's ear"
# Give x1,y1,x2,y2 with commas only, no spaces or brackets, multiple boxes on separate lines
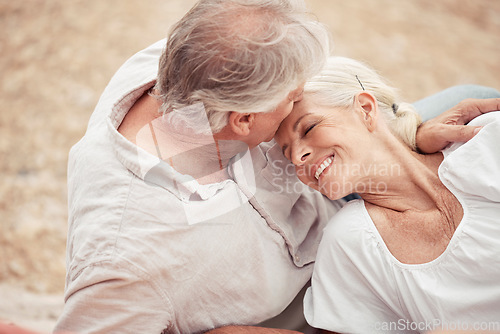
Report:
355,92,378,132
228,112,255,137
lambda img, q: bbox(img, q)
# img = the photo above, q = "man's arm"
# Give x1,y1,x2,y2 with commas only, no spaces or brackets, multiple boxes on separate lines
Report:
416,98,500,153
55,264,173,334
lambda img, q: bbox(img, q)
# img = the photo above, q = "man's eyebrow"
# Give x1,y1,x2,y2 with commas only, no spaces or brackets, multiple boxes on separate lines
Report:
293,113,312,131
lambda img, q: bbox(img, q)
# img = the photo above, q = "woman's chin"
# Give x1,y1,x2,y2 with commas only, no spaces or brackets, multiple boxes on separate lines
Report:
317,179,352,201
325,192,347,201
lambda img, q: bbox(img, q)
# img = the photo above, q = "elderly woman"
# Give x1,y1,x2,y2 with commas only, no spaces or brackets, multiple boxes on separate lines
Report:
275,57,500,333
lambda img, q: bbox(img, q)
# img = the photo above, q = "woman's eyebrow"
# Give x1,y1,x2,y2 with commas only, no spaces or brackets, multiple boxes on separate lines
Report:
293,113,312,131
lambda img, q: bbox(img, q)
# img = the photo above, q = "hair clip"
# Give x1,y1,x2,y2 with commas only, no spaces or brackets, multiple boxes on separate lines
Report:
355,75,365,91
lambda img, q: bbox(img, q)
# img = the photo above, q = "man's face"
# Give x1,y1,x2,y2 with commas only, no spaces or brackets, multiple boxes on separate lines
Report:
246,84,305,148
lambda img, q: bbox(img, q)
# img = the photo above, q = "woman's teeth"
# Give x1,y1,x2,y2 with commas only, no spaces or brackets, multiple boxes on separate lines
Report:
315,156,334,180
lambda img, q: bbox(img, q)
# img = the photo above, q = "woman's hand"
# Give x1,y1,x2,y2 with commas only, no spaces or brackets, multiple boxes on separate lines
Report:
415,98,500,153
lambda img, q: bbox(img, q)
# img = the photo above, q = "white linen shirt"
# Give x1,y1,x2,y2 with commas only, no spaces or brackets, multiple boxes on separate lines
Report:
54,39,342,334
304,112,500,333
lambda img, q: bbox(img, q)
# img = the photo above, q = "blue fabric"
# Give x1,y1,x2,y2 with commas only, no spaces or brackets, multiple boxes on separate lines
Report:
412,84,500,121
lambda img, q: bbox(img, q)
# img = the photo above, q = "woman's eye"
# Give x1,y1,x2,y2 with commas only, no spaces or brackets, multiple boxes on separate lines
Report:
304,124,316,136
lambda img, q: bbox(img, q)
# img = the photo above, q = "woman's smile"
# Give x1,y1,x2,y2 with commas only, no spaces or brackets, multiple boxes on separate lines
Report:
275,90,383,199
314,155,335,180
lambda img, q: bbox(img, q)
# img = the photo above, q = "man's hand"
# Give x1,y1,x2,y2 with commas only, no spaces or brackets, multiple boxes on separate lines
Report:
415,98,500,153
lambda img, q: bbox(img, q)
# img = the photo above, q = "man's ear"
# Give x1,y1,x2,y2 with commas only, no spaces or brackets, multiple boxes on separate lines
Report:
355,91,378,132
228,112,255,137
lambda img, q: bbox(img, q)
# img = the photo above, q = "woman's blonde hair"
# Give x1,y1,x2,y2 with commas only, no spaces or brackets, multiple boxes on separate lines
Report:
154,0,330,134
304,57,422,150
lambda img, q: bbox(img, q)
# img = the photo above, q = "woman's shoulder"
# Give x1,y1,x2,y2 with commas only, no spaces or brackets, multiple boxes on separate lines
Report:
322,199,377,250
325,199,366,229
316,199,394,292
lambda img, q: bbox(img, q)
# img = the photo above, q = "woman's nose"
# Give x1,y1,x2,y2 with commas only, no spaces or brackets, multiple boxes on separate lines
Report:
291,146,311,166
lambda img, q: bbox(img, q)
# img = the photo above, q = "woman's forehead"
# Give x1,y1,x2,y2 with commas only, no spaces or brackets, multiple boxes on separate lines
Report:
279,101,306,131
290,96,314,119
275,100,309,142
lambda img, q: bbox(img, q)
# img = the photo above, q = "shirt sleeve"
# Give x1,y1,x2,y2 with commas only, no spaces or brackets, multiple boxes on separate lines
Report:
303,200,406,334
440,111,500,202
54,260,174,334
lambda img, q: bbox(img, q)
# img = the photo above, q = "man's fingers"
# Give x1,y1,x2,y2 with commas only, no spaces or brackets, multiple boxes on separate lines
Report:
440,124,483,144
457,98,500,123
417,98,496,153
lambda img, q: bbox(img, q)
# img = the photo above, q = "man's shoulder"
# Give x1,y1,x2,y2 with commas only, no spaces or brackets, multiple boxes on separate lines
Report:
95,40,166,114
118,39,166,74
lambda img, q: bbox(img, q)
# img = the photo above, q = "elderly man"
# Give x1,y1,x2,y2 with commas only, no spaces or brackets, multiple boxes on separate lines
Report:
54,0,499,333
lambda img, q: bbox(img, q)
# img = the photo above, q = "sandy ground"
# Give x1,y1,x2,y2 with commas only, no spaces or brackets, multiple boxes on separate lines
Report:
0,0,499,332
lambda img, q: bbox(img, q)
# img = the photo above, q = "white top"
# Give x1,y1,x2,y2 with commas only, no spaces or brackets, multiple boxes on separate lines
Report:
304,112,500,333
54,39,343,334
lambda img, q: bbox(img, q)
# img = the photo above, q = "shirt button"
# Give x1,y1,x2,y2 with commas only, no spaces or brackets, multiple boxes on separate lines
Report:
295,255,300,262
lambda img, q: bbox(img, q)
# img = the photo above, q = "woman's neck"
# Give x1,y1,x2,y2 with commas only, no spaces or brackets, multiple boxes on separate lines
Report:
357,134,464,265
359,138,445,213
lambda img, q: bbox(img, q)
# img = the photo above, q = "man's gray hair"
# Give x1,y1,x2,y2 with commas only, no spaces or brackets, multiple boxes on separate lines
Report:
154,0,330,134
